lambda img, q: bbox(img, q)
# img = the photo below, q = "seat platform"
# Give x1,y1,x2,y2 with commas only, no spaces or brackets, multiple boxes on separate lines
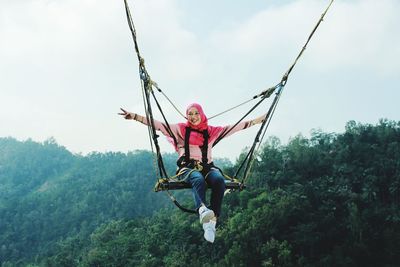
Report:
154,178,245,191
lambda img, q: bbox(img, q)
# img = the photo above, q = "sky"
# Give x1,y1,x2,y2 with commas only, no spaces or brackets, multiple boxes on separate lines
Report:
1,0,399,161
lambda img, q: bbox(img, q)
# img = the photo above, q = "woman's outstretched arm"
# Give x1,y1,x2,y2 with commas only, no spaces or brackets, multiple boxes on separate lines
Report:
250,113,267,126
211,113,268,142
119,108,144,122
119,108,181,140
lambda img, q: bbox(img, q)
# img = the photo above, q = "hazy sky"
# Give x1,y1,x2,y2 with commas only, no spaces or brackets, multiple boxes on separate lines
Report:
1,0,399,161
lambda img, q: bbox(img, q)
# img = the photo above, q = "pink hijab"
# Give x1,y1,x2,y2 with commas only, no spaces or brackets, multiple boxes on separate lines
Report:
169,103,224,151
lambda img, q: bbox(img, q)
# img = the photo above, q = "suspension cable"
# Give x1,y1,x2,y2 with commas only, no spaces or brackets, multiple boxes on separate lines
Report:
232,0,335,186
123,0,335,192
281,0,334,85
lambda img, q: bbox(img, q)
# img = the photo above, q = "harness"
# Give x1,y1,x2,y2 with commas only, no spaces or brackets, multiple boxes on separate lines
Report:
177,127,214,175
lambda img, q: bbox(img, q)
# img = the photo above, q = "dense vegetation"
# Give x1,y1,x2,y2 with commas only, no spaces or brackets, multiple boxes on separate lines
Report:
1,120,399,266
0,138,176,266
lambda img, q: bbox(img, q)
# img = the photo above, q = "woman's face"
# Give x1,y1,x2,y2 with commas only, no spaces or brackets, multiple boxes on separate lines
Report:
187,107,201,126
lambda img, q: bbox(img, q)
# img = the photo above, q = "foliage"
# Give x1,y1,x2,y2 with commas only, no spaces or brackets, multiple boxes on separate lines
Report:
0,138,175,265
1,119,399,266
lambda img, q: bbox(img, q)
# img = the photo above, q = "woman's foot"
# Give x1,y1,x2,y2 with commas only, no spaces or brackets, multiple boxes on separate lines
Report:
198,205,215,224
203,219,216,243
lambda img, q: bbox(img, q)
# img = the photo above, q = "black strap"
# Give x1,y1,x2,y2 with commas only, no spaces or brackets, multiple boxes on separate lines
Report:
184,127,191,164
183,127,209,166
200,129,209,165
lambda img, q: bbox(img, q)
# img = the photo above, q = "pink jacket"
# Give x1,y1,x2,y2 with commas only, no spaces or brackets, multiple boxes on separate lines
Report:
139,117,255,163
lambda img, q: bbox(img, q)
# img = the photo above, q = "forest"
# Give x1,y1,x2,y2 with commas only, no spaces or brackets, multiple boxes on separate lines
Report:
0,119,399,266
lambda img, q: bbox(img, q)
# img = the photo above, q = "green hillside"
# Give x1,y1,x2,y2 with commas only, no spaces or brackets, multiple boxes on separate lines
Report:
0,138,175,265
1,119,399,266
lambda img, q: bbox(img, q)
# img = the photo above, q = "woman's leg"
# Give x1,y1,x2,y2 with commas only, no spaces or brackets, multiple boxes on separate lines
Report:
205,169,226,217
185,170,207,210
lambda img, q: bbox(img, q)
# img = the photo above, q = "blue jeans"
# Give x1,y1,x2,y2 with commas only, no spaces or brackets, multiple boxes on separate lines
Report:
180,168,226,217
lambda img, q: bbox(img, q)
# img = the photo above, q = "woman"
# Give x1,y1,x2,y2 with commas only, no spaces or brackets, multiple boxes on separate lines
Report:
119,103,266,243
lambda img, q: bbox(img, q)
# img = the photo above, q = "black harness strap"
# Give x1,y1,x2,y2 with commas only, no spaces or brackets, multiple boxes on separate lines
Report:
200,129,209,165
184,127,192,164
182,127,209,169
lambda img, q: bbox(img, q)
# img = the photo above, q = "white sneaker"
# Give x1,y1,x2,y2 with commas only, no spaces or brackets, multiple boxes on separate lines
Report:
198,206,215,224
203,220,216,243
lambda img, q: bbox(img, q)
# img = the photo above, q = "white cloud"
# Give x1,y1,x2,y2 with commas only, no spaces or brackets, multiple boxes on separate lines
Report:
307,0,400,77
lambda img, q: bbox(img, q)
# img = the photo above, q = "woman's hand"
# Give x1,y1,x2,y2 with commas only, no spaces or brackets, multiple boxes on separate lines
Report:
118,108,136,120
252,114,267,125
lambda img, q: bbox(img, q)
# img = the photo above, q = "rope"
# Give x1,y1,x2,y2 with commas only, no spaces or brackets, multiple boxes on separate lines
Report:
208,98,254,120
212,94,270,148
140,73,160,178
123,0,185,119
240,85,284,185
233,84,282,179
165,190,197,214
122,0,335,211
281,0,334,85
141,71,168,178
208,86,276,120
209,0,334,120
124,0,194,213
151,82,187,119
123,0,142,63
230,0,335,186
124,0,183,180
150,90,179,147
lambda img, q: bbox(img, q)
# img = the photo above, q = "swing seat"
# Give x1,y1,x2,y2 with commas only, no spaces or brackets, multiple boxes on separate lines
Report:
154,178,245,192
